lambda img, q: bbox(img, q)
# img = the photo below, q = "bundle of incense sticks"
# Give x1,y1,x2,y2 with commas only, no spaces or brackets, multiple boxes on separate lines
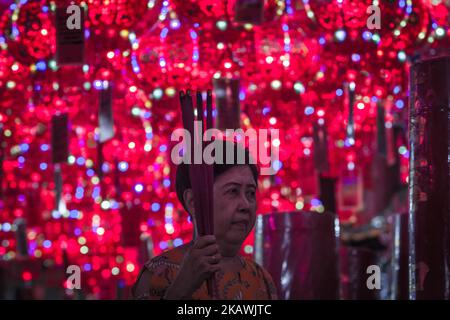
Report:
179,90,216,298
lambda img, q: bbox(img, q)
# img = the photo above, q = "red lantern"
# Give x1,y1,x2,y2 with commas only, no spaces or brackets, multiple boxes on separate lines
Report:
86,0,147,31
5,0,55,64
342,0,371,29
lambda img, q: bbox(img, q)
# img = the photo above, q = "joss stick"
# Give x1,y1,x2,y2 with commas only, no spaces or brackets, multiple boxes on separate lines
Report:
179,90,216,298
204,91,216,298
205,90,214,237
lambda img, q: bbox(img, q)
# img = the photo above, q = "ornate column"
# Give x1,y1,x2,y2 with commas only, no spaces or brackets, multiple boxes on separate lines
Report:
408,56,450,299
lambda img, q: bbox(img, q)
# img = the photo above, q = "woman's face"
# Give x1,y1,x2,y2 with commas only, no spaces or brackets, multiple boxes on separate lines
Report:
212,166,257,257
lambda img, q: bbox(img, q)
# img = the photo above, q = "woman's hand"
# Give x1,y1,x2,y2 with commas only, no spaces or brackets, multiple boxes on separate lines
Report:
164,235,221,299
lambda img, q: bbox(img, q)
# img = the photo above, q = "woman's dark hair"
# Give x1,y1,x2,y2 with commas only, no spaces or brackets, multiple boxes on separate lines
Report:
175,140,259,213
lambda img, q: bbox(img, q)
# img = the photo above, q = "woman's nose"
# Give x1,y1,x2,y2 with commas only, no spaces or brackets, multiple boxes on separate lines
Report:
237,192,251,211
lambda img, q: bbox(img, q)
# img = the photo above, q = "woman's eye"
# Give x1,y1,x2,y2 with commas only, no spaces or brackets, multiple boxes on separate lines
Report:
247,191,256,199
228,188,239,195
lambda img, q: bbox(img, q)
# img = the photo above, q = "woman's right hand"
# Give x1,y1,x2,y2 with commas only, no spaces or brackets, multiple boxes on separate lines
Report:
164,235,221,299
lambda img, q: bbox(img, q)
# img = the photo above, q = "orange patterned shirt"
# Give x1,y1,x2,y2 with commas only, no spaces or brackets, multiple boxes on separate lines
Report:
132,244,278,300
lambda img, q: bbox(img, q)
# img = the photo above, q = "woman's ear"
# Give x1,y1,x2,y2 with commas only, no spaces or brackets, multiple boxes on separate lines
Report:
183,188,195,218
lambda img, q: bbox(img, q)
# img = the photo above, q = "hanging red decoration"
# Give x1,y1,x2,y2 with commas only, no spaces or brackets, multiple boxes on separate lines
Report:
4,0,55,64
86,0,147,31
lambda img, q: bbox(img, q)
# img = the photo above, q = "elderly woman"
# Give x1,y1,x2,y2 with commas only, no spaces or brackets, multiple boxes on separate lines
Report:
132,143,277,300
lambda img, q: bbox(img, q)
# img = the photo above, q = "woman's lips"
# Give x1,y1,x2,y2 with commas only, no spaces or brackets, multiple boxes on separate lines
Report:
231,220,248,229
